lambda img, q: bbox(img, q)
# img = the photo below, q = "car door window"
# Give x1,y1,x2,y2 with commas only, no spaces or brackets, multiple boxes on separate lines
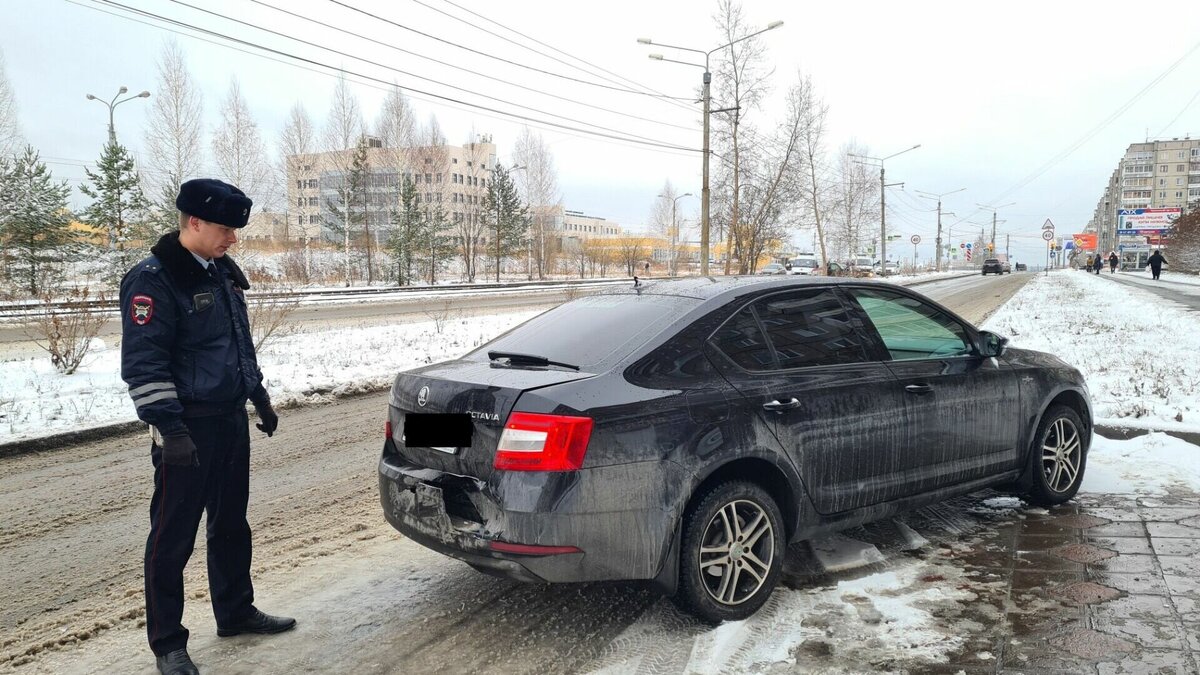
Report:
751,289,868,369
709,306,775,371
847,288,974,360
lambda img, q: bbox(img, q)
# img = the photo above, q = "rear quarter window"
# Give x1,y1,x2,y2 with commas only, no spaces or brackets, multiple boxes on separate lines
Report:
472,294,701,371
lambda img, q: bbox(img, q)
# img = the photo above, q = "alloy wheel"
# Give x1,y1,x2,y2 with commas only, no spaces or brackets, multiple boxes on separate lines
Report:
1041,417,1082,493
698,499,775,605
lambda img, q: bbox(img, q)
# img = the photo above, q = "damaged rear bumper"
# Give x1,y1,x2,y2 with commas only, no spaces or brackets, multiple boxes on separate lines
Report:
377,454,683,584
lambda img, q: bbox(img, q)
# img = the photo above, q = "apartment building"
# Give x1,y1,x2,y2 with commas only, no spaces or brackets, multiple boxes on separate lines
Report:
1089,137,1200,257
285,137,497,244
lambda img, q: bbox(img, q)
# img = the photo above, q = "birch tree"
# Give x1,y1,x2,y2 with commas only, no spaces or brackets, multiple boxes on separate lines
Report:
832,142,879,261
144,40,204,234
512,126,560,279
712,0,773,274
211,78,271,211
321,73,365,285
0,48,23,158
792,75,833,272
278,101,315,248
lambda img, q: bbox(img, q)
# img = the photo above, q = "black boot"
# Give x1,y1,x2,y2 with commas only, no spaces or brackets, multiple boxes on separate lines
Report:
217,608,296,637
156,648,199,675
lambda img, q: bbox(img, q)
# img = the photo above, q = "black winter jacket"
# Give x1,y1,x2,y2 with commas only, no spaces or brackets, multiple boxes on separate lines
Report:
119,232,267,436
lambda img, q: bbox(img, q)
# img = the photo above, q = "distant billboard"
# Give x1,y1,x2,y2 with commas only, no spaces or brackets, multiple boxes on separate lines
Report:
1071,233,1098,251
1116,207,1180,235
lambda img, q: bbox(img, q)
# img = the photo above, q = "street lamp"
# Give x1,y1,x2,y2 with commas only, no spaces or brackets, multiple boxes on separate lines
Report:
658,192,693,276
85,86,150,145
848,145,920,276
914,187,966,272
639,19,783,277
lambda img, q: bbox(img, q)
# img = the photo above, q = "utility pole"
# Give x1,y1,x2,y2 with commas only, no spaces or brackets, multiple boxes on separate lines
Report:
1006,234,1010,259
849,145,920,276
915,187,965,272
991,210,997,249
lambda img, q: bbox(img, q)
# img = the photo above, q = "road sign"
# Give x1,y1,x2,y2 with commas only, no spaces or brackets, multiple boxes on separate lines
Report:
910,235,921,244
1041,219,1055,231
1042,230,1054,241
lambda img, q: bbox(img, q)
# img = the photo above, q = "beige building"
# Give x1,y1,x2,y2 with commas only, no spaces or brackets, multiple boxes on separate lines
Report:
285,137,497,244
1089,137,1200,255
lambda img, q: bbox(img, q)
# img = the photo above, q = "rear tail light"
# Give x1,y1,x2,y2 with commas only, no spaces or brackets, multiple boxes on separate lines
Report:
385,420,393,440
494,412,593,471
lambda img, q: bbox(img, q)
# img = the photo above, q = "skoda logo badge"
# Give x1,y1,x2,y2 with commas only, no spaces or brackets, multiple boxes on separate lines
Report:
417,386,429,407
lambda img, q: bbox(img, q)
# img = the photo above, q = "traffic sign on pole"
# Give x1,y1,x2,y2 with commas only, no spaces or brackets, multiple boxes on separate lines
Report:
1041,230,1054,241
910,235,921,244
1041,219,1055,231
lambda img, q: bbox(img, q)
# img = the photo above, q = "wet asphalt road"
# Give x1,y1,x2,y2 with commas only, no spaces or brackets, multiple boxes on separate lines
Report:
7,271,1198,673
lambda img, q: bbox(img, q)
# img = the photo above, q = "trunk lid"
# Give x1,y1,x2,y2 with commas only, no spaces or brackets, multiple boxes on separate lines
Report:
388,357,595,480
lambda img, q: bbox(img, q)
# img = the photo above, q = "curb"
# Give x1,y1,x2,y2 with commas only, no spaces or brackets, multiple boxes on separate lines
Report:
1094,424,1200,447
0,385,392,460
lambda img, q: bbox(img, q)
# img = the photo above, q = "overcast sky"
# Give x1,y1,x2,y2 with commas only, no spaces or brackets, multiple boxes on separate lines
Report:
5,0,1200,266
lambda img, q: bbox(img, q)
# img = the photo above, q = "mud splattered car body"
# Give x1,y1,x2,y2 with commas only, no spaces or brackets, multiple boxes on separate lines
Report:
378,276,1091,621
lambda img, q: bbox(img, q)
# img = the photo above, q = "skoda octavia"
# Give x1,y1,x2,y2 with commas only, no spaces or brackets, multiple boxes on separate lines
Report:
378,276,1090,622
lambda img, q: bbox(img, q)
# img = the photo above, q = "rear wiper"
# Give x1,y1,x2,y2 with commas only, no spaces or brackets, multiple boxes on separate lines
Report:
488,350,580,371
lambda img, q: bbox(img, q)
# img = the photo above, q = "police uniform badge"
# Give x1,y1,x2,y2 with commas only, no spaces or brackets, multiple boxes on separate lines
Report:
194,292,215,312
131,294,154,325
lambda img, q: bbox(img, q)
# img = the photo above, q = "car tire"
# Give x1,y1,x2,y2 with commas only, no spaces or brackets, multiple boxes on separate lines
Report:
1025,405,1088,506
673,480,785,624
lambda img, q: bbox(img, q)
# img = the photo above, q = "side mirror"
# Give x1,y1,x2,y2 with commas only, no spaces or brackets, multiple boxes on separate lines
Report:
979,331,1008,358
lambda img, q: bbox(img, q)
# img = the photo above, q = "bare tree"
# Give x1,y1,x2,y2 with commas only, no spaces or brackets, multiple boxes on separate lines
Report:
712,0,773,275
321,73,365,285
791,74,833,272
456,131,491,281
512,126,560,279
409,116,454,284
0,48,23,158
376,84,416,162
617,235,650,276
211,78,271,210
652,181,685,276
144,40,204,207
832,141,879,262
278,101,315,244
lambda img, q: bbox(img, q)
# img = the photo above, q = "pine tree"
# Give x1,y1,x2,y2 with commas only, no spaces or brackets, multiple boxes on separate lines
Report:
79,139,151,276
387,174,421,286
324,138,369,286
481,164,529,282
0,147,75,296
416,203,456,285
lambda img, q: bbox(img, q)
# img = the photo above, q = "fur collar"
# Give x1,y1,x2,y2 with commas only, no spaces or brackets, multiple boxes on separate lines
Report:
150,231,251,291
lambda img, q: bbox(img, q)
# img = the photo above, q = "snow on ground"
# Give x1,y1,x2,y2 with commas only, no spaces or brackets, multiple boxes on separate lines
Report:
981,270,1200,433
0,310,542,443
1085,432,1200,495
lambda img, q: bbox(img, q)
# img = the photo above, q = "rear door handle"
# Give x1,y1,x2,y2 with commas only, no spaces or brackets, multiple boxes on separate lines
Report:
762,398,801,412
905,384,934,395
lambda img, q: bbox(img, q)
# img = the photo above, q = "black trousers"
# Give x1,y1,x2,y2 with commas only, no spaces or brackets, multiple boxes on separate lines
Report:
145,407,254,656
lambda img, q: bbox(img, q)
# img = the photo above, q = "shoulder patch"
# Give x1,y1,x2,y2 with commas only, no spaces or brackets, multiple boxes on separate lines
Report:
131,295,154,325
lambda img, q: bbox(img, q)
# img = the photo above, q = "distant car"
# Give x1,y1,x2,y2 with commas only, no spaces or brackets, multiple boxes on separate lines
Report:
1014,263,1027,272
787,257,820,275
1001,260,1012,274
378,276,1093,624
757,263,787,275
872,260,900,275
981,258,1005,275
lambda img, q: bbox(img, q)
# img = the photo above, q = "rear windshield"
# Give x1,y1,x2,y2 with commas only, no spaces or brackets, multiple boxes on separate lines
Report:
471,293,702,371
790,259,818,267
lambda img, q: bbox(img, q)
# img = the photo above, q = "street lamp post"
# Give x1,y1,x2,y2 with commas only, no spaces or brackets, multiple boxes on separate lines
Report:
658,192,694,276
848,145,920,276
85,86,150,145
638,19,783,277
914,187,966,272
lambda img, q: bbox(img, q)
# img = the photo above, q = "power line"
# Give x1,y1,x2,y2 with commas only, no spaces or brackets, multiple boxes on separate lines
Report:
433,0,698,114
247,0,697,132
66,0,702,162
162,0,690,149
324,0,693,101
86,0,700,154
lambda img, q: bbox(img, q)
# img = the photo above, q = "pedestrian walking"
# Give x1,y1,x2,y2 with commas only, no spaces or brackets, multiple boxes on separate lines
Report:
1108,251,1119,274
1092,254,1103,274
1147,249,1168,280
120,179,294,675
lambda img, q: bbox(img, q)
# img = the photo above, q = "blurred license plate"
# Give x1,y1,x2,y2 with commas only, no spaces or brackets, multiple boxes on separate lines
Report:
404,413,472,453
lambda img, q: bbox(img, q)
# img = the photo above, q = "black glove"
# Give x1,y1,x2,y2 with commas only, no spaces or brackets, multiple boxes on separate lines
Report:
161,434,199,467
254,401,278,437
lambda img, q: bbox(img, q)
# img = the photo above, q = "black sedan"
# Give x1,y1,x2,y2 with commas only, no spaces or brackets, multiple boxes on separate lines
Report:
378,277,1091,623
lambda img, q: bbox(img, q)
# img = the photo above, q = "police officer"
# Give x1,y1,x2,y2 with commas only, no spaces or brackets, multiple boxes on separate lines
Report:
121,179,294,675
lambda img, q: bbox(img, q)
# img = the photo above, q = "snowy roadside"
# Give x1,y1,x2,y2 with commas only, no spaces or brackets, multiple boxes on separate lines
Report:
981,270,1200,434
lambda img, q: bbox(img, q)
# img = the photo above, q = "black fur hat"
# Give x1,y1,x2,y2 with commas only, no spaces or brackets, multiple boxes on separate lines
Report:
175,178,252,228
